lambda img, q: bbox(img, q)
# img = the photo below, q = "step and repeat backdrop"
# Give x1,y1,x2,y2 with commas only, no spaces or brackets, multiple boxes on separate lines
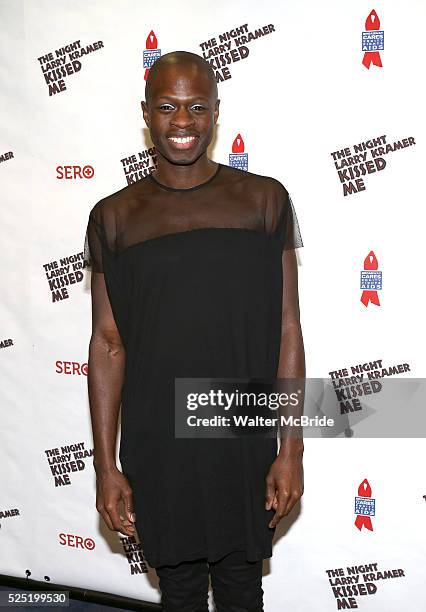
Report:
1,1,425,610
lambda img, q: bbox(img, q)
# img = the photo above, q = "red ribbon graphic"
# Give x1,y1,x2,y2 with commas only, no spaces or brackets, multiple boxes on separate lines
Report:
144,30,158,81
362,10,383,69
355,479,374,531
360,250,380,307
232,133,245,153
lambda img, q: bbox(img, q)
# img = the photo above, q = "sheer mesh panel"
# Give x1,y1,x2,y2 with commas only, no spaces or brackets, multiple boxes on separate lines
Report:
83,163,303,271
277,193,304,251
83,203,103,272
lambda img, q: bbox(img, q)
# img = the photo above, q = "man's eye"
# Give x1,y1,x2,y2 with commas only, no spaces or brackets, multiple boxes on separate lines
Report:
159,104,174,111
191,105,206,111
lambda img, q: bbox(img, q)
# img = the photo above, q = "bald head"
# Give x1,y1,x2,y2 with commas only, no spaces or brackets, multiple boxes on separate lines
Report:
145,51,218,104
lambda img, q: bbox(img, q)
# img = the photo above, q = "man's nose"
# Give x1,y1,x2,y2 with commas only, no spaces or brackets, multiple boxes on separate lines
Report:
170,107,195,128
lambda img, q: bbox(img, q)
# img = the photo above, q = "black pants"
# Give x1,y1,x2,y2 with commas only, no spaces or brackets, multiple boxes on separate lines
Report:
156,550,264,611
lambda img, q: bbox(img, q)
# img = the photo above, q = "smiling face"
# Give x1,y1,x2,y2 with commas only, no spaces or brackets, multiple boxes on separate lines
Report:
142,57,220,166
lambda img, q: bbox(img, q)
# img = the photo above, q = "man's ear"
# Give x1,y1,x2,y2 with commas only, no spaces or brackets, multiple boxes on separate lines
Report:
141,100,150,127
214,99,220,124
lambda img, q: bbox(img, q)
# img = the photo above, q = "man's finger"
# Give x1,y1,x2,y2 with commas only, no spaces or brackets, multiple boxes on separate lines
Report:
106,502,130,535
283,490,303,517
99,507,114,531
282,494,297,517
265,477,276,510
272,494,278,510
269,487,289,528
123,488,136,523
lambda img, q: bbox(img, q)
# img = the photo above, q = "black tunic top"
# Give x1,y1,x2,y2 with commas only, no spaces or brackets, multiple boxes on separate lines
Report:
84,162,303,568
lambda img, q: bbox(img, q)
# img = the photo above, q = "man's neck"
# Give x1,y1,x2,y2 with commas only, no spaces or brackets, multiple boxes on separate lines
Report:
152,155,218,189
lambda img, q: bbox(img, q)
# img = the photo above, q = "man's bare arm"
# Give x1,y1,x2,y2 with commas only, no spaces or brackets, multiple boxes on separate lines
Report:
88,270,136,536
277,246,306,456
88,270,125,470
265,247,305,527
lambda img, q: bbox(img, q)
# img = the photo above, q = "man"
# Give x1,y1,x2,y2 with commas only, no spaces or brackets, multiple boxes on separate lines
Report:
86,50,305,611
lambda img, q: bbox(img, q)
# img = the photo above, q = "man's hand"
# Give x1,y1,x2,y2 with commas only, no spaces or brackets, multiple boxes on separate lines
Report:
95,466,137,537
265,452,304,528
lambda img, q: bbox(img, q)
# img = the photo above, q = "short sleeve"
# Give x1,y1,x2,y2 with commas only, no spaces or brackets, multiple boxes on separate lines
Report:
83,202,104,273
274,190,304,252
280,192,304,251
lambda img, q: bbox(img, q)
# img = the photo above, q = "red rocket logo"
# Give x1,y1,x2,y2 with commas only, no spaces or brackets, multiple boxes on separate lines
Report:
232,133,245,153
146,30,157,49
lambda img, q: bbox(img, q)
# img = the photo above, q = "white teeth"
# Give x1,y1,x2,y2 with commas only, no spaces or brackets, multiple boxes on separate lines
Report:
168,136,196,143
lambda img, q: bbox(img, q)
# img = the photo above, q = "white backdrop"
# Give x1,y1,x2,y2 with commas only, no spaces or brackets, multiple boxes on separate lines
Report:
1,1,425,610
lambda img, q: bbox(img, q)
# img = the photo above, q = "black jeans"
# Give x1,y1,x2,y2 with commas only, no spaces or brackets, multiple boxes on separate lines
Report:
156,550,264,612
